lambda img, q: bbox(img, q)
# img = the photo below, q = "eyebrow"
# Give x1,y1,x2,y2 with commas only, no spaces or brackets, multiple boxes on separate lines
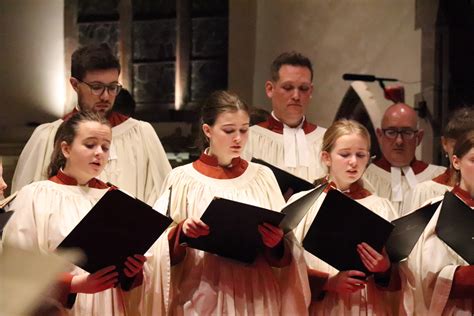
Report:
83,137,111,143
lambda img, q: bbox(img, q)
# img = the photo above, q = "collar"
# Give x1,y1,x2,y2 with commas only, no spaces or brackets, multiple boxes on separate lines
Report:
257,113,317,134
451,185,474,207
193,152,248,179
432,168,455,186
63,109,129,127
49,169,109,189
373,156,429,174
322,178,371,200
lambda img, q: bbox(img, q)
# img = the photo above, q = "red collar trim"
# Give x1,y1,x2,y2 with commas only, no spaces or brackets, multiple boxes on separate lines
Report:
257,115,317,134
373,156,429,174
432,168,454,186
49,170,109,189
451,185,474,207
63,109,129,127
192,153,248,179
322,179,371,200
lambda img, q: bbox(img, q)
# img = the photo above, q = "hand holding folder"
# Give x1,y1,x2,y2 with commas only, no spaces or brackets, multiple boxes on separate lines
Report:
302,189,394,274
182,197,285,264
57,189,173,284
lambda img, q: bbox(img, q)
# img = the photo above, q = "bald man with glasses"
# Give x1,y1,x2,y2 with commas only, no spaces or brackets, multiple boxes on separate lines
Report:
12,43,171,204
363,103,446,215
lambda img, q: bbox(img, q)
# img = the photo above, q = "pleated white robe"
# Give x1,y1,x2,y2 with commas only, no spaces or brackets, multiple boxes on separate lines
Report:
363,163,446,216
243,125,327,183
2,181,132,316
11,117,171,204
399,196,473,315
289,189,397,315
144,162,311,315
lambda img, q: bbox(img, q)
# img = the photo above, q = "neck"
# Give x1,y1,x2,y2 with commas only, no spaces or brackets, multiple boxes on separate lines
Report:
459,179,474,199
272,112,303,128
207,148,232,167
328,175,352,192
61,167,90,186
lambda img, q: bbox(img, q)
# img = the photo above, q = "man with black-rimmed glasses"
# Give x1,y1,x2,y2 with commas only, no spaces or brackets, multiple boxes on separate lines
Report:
12,43,171,204
362,103,445,215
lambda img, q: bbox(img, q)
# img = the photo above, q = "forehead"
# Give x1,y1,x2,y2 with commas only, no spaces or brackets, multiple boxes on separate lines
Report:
382,112,417,129
333,134,369,149
214,109,249,125
75,121,112,140
277,65,312,84
82,68,119,83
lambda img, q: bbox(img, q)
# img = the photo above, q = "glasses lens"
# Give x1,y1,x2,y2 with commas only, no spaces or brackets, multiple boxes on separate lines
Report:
384,129,398,138
108,84,121,95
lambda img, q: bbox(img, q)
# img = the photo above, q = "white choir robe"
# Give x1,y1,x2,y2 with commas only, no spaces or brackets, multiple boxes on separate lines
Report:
11,117,171,203
399,196,473,315
363,163,446,215
143,162,311,315
404,180,452,215
243,125,327,183
289,189,398,315
2,181,133,316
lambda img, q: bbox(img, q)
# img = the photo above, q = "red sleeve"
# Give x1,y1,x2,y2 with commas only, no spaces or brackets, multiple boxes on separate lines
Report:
168,221,187,266
57,272,77,308
262,238,292,267
449,265,474,299
307,268,329,301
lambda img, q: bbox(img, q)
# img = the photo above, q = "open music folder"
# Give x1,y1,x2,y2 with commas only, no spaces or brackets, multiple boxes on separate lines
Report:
302,189,395,274
251,158,315,196
57,189,173,281
385,200,441,262
183,197,285,264
436,191,474,264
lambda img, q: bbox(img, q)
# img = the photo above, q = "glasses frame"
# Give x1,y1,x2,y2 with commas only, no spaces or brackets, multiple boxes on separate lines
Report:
76,78,122,96
381,128,419,140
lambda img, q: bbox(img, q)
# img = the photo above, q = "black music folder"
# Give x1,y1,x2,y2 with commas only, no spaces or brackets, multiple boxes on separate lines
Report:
385,200,441,262
184,197,285,264
57,190,173,279
251,158,315,196
436,191,474,264
280,183,327,233
302,189,394,274
0,211,14,236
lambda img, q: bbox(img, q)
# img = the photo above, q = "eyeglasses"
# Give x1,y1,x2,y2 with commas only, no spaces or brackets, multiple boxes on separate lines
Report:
76,79,122,96
382,128,418,140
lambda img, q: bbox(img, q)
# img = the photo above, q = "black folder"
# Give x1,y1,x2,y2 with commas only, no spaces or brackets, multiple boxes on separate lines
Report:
0,211,14,236
184,197,285,264
302,189,394,274
435,191,474,264
57,190,173,279
280,183,327,233
385,200,441,262
251,158,315,196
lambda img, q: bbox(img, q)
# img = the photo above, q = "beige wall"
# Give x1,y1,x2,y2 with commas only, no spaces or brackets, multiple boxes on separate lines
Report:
230,0,428,157
0,0,65,143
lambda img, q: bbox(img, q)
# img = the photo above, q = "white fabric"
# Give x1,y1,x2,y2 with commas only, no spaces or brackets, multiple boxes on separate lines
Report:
399,197,473,315
2,181,131,316
11,118,171,204
275,113,311,168
143,162,311,315
243,124,326,183
390,166,418,203
288,189,397,315
363,163,446,215
404,180,452,216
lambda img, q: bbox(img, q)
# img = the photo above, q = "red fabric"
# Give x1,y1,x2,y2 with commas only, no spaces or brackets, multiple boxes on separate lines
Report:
63,109,129,127
257,115,317,134
193,153,248,179
323,179,372,200
168,221,188,266
383,85,405,103
451,185,474,207
56,273,74,307
307,268,329,301
49,170,109,189
450,265,474,299
432,168,454,186
373,157,429,174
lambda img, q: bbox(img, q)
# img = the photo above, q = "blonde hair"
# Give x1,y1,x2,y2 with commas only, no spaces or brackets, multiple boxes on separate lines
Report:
322,119,371,154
